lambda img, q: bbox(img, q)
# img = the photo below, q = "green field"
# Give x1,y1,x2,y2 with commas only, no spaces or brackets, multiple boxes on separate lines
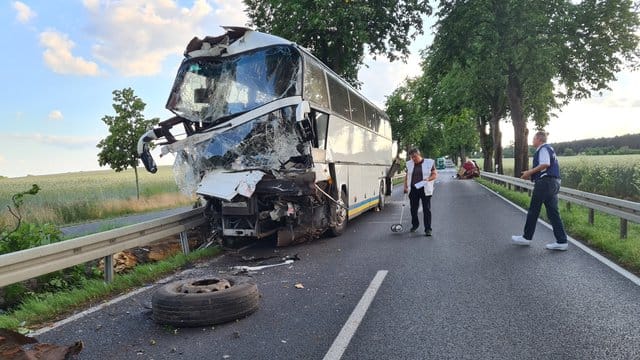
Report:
477,154,640,173
0,166,193,226
475,154,640,201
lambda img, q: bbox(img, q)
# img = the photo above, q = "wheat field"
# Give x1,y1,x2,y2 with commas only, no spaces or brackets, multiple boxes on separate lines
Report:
0,166,194,226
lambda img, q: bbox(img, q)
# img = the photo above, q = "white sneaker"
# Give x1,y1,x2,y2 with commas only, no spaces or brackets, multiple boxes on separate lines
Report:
545,242,568,251
511,235,531,246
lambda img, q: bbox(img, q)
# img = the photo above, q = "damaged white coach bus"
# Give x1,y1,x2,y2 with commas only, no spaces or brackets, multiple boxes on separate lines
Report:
138,27,396,246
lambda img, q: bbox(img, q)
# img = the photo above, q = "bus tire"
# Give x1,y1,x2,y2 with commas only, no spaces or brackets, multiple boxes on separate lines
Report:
152,276,259,327
328,190,348,237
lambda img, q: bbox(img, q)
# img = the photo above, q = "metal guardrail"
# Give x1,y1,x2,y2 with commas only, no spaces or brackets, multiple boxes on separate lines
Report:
480,171,640,238
0,208,206,288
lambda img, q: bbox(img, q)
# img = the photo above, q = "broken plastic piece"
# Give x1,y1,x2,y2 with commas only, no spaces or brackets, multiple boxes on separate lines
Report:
232,259,294,271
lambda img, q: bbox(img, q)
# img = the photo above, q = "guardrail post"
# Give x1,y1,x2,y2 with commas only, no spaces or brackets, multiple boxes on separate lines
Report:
179,231,190,255
620,219,628,239
588,209,594,225
104,255,114,283
565,202,571,211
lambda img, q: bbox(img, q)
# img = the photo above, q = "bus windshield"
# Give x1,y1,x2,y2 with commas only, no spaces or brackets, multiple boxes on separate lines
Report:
167,45,301,125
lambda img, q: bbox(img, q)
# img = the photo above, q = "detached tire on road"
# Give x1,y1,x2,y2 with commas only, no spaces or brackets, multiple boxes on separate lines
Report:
152,276,259,327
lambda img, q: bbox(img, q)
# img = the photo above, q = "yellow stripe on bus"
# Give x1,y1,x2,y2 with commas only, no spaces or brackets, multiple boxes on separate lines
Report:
348,199,379,218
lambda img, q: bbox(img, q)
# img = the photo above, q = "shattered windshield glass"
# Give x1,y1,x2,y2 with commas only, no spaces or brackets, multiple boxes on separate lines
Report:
205,106,301,170
167,45,301,124
172,106,304,195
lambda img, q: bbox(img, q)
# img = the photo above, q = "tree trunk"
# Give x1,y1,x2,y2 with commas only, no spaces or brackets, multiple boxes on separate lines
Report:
134,166,140,200
507,66,529,177
476,116,493,172
490,115,503,174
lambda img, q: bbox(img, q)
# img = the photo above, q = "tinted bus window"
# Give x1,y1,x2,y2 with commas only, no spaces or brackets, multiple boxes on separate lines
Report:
327,75,351,120
303,58,330,109
349,90,366,126
364,102,380,132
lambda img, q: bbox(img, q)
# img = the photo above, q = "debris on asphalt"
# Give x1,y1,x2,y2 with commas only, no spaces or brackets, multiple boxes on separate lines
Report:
0,328,83,360
232,259,294,272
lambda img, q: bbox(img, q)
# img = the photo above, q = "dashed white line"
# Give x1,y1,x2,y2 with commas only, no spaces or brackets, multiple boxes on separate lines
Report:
323,270,388,360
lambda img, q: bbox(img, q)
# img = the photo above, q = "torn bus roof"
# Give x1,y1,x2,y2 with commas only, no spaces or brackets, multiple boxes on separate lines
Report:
185,26,292,58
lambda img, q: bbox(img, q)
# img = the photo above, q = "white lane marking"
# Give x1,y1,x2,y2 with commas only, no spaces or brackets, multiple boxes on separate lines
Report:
323,270,388,360
480,183,640,286
31,275,172,336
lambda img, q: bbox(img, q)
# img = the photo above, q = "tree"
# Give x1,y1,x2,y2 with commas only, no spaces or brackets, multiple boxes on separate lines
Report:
97,88,159,199
422,57,506,171
442,109,479,163
431,0,639,176
386,79,427,152
243,0,432,87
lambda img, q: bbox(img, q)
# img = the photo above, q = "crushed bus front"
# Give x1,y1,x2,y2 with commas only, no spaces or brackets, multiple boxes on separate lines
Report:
138,28,345,246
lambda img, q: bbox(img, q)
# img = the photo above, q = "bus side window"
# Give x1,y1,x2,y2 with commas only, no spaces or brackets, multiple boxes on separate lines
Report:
312,111,329,149
349,90,366,126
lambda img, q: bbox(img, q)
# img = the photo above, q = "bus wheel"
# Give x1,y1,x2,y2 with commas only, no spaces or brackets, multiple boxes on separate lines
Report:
328,190,348,237
377,182,385,211
152,276,259,327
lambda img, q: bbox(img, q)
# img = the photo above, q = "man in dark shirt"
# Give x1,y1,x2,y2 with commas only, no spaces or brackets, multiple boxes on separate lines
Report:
403,148,438,236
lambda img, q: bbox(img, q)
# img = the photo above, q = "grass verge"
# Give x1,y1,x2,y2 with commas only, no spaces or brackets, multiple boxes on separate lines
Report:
0,247,221,331
477,178,640,275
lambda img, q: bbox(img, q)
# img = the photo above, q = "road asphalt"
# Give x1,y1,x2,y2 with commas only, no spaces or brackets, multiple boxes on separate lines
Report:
60,206,193,238
35,169,640,359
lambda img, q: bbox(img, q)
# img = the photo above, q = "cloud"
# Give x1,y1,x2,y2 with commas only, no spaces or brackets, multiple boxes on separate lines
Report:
209,0,251,25
0,154,5,164
13,1,36,24
39,30,101,75
84,0,248,76
0,133,99,149
571,71,640,109
48,110,64,121
82,0,100,12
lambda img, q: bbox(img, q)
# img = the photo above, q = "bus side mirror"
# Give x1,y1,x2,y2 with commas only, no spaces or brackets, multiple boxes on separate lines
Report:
295,101,313,142
138,129,158,174
140,144,157,174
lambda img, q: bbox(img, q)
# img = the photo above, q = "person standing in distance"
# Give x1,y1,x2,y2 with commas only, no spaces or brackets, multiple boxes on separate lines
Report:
404,148,438,236
511,131,569,250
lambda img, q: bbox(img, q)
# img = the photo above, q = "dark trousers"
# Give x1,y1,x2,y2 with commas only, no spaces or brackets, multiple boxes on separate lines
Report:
524,177,567,243
409,187,432,231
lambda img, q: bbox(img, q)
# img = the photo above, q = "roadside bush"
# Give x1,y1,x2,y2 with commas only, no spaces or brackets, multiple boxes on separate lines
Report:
0,185,88,310
0,222,62,255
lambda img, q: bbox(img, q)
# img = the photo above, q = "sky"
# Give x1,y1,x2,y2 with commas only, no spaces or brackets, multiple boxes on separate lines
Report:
1,1,639,178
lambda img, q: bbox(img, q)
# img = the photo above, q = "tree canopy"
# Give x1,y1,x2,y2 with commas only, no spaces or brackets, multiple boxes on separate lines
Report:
243,0,432,86
427,0,639,176
97,88,158,199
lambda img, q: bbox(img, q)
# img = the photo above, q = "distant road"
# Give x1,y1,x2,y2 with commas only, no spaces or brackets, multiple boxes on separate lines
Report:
60,206,193,238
